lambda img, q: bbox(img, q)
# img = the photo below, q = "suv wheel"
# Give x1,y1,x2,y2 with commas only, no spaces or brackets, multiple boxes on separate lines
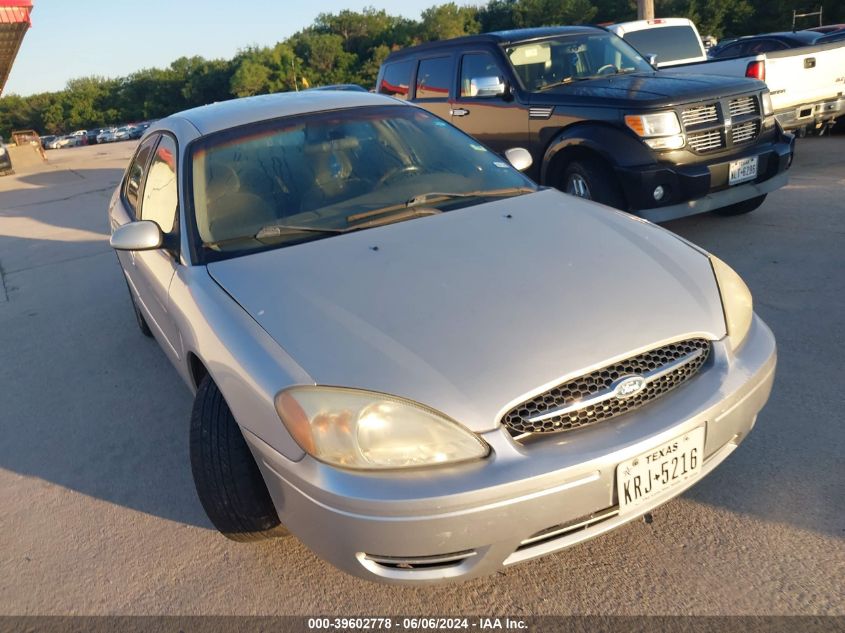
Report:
190,376,287,542
712,194,766,216
561,157,625,209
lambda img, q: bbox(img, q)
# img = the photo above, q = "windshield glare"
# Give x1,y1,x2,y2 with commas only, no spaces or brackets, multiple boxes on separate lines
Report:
191,106,535,256
506,32,652,91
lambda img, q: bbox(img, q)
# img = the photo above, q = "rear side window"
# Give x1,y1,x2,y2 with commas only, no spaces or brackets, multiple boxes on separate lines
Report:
746,39,788,54
124,135,158,216
140,135,178,234
415,57,453,99
711,42,745,59
623,26,704,63
378,60,414,99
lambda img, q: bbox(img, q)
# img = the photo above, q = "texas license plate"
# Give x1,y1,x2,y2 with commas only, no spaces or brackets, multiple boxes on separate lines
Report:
728,156,758,185
616,426,705,515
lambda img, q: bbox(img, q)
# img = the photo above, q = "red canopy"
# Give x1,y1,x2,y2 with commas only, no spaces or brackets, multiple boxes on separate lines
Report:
0,0,33,96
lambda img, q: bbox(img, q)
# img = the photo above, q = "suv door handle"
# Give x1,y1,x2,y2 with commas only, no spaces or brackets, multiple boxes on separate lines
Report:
450,108,469,117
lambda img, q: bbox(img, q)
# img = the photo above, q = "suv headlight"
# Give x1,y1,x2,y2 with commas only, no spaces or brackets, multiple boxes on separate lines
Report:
624,111,685,150
275,386,490,470
710,255,753,353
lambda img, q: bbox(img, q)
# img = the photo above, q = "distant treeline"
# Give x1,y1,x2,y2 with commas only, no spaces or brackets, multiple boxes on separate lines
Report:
1,0,842,138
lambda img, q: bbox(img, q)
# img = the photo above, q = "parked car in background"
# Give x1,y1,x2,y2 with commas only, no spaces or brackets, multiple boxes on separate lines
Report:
40,135,57,149
378,26,793,221
708,31,824,58
114,127,133,141
46,136,68,149
607,18,707,67
0,137,13,176
97,129,117,143
86,129,102,145
107,90,777,584
127,125,144,140
816,30,845,44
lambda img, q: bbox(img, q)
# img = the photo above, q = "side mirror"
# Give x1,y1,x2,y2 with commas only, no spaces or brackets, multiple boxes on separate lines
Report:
469,76,506,98
504,147,533,172
646,53,659,66
110,220,163,251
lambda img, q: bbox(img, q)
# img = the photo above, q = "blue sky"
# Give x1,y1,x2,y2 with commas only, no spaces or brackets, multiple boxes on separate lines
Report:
5,0,456,96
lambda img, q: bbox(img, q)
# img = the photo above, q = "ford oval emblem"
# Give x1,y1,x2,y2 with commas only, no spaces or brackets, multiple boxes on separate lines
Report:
613,375,646,399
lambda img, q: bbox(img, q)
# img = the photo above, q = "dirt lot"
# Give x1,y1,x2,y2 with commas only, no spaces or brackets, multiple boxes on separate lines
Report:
0,137,842,616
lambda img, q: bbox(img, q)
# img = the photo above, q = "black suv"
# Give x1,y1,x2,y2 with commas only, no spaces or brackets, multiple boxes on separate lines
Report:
377,26,795,220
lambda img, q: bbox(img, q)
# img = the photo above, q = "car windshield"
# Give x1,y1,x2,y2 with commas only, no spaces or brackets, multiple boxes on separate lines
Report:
505,32,652,92
190,105,536,258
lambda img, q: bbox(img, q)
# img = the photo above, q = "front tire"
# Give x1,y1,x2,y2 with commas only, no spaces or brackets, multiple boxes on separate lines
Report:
712,194,766,216
560,157,625,209
190,376,286,542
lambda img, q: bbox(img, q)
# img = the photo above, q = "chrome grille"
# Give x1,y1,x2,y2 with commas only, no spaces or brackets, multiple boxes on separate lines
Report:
729,95,758,117
681,104,718,127
688,129,724,152
731,120,759,144
502,339,711,438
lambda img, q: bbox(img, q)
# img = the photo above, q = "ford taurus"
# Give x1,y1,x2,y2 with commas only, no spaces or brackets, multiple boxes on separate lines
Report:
108,91,776,584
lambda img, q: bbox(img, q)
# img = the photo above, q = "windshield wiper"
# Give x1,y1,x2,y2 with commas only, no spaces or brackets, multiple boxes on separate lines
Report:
537,77,594,91
254,223,347,240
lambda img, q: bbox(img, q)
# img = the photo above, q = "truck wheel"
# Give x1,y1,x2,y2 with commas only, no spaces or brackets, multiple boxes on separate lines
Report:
561,157,625,209
124,278,153,338
190,376,288,542
712,194,766,217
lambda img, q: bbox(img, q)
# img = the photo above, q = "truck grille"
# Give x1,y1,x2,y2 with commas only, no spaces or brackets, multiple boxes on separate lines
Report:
501,339,711,438
681,104,718,127
688,129,724,152
729,95,758,117
732,120,759,144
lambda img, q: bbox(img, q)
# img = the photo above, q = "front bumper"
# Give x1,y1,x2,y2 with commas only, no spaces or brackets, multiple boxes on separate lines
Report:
616,131,794,222
246,316,776,584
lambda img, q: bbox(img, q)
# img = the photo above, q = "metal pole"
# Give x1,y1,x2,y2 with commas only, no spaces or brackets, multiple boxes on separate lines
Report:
638,0,655,20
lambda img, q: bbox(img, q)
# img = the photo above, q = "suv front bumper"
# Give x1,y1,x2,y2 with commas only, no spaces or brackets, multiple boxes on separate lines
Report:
245,316,776,584
616,131,794,222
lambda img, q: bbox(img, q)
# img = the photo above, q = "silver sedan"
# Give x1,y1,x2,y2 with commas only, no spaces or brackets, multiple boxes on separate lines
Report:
108,91,776,584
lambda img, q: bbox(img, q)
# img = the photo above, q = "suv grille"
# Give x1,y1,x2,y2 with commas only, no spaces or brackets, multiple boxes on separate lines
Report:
688,129,723,152
680,94,762,154
501,339,710,438
732,120,759,144
681,105,718,127
729,95,758,117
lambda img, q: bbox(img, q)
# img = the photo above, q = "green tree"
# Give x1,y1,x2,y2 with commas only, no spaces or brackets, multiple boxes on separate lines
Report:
420,3,481,40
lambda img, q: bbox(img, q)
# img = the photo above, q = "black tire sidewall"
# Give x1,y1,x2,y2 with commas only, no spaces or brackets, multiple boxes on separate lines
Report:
561,158,625,210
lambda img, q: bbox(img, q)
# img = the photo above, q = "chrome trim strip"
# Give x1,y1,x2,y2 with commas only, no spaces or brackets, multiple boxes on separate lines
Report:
526,348,705,424
364,550,477,566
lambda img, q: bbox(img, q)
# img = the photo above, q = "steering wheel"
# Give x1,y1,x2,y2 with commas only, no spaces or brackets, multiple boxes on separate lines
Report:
596,64,618,76
376,165,420,187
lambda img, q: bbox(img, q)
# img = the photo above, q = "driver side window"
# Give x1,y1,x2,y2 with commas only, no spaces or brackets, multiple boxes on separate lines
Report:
140,135,178,234
460,52,504,98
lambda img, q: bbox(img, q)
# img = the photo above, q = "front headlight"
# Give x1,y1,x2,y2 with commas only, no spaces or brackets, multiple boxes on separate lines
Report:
710,255,753,353
275,386,490,470
624,111,685,150
761,90,774,116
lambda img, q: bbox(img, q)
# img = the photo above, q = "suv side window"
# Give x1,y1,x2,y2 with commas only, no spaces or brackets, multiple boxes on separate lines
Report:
747,39,787,54
415,57,453,99
139,135,178,234
378,60,414,99
460,52,505,97
124,135,158,217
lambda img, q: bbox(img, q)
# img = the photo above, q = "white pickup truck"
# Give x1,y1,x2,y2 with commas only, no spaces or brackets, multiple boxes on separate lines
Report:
609,18,845,131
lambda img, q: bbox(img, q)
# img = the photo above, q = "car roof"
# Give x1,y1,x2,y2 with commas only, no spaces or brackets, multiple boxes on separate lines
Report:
384,26,603,60
163,91,403,136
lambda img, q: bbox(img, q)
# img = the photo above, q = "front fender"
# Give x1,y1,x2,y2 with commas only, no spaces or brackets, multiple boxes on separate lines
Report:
540,124,655,185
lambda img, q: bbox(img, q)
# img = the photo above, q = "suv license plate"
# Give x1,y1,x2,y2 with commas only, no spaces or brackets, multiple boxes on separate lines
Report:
729,156,758,185
617,426,705,515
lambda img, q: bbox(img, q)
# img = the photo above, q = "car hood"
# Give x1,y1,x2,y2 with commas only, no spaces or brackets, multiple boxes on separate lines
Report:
533,71,763,108
207,189,725,432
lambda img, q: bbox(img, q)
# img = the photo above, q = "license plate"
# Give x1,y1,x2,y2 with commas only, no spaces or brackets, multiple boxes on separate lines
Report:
729,156,758,185
616,426,705,515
